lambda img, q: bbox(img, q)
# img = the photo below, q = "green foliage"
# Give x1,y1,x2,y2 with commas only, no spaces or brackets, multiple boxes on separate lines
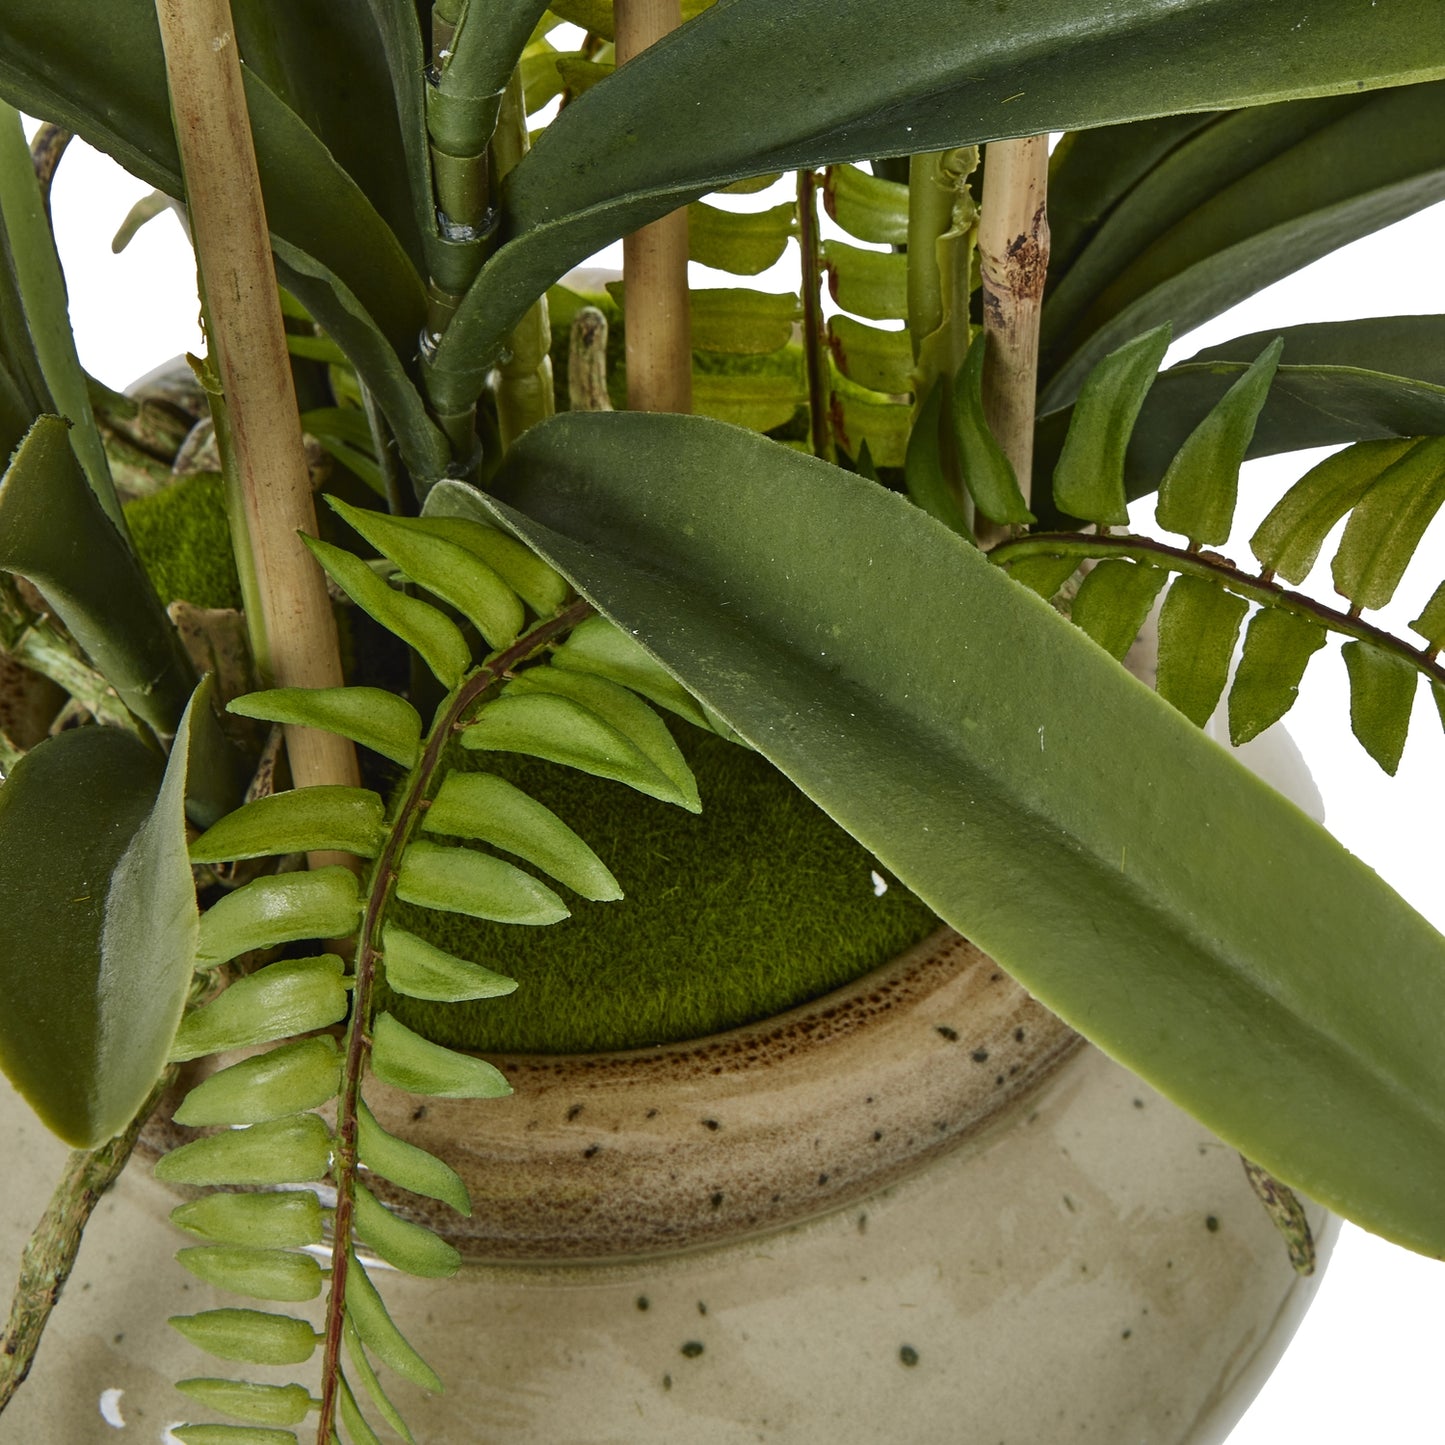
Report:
124,473,244,611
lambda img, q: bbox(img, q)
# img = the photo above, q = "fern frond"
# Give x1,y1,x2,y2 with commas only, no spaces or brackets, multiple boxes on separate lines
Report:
161,504,708,1443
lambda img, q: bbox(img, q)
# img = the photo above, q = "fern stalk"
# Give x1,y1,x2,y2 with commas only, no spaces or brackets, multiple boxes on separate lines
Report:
977,134,1050,543
314,595,592,1440
797,168,834,461
152,0,359,806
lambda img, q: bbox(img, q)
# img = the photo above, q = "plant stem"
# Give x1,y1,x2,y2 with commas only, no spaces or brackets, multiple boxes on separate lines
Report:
991,529,1445,689
315,596,592,1443
977,134,1049,542
26,124,70,226
0,1066,176,1412
152,0,359,809
797,168,834,461
615,0,692,415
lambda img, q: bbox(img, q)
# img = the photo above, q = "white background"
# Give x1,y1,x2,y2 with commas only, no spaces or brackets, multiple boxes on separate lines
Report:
28,121,1445,1442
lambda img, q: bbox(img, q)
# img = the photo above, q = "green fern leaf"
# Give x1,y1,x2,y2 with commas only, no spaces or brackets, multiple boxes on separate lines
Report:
903,376,972,539
953,341,1035,526
687,199,795,273
828,313,915,395
380,922,519,1002
228,686,425,768
155,1114,334,1187
395,840,570,923
343,1251,443,1392
169,956,349,1061
1156,575,1250,726
357,1096,472,1215
189,786,386,862
1071,558,1168,661
1342,639,1418,774
339,1374,386,1445
175,1378,312,1428
822,239,908,320
1410,580,1445,652
1000,553,1081,601
406,514,569,615
170,1192,326,1249
343,1317,417,1444
352,1182,462,1278
171,1426,299,1445
176,1247,324,1303
824,163,909,246
1228,608,1328,744
195,868,361,969
173,1038,342,1127
369,1012,511,1098
169,1309,319,1367
1156,337,1283,547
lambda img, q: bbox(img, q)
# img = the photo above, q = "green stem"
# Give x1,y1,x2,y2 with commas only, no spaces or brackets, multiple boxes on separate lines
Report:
314,595,592,1443
992,530,1445,689
0,103,124,532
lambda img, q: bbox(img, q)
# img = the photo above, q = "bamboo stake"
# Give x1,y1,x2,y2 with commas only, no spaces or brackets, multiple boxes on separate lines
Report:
152,0,359,809
977,135,1050,535
615,0,692,414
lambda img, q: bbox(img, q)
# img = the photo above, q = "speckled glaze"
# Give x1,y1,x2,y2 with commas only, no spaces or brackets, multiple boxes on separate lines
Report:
1,930,1333,1445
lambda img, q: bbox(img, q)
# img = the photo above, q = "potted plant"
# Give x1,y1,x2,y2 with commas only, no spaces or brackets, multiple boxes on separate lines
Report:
1,1,1443,1441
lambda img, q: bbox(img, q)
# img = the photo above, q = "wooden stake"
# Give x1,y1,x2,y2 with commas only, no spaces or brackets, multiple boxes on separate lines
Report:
978,135,1050,533
615,0,692,414
153,0,359,812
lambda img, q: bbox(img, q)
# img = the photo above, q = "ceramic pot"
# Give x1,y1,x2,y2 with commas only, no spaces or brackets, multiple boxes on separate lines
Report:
0,923,1332,1444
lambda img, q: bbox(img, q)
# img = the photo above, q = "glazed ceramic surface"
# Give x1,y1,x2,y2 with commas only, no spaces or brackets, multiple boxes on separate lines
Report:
1,930,1332,1444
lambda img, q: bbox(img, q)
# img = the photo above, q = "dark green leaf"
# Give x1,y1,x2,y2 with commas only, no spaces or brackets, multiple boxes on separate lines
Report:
175,1378,312,1428
301,535,471,689
369,1012,511,1099
1070,559,1168,661
688,200,795,275
395,840,569,925
0,691,198,1147
176,1246,323,1303
423,772,621,902
189,786,386,863
1332,435,1445,611
229,686,423,770
1155,574,1250,727
953,342,1033,526
171,1191,326,1249
1228,608,1328,745
458,409,1445,1255
1251,439,1419,584
1410,580,1445,651
1342,640,1418,774
327,497,525,649
195,868,361,969
343,1251,442,1392
351,1182,460,1278
1051,324,1171,525
357,1096,471,1215
174,1037,342,1127
0,415,196,733
1156,338,1282,546
169,1309,318,1367
155,1114,333,1188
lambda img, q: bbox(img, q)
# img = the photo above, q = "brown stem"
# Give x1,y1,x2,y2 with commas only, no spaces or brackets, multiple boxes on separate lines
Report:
314,598,593,1443
152,0,359,816
568,307,614,413
616,0,692,415
977,135,1049,543
27,124,71,224
0,1067,176,1411
797,168,834,461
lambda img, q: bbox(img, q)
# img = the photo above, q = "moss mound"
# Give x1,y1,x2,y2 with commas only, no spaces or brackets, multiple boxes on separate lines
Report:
124,473,243,610
382,721,939,1054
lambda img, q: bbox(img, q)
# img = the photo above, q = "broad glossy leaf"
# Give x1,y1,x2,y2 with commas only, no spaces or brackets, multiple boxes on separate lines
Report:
0,415,196,733
688,200,795,275
301,535,470,688
327,497,525,649
424,772,621,902
1035,318,1445,521
1228,608,1328,746
170,1309,318,1368
1156,575,1250,727
1332,435,1445,611
170,955,348,1062
1070,559,1168,662
466,410,1445,1255
358,1095,471,1215
406,514,571,617
1040,81,1445,408
823,240,907,321
369,1012,510,1099
0,692,199,1147
195,868,361,969
427,0,1445,409
1342,640,1418,775
352,1182,461,1278
174,1037,342,1127
953,342,1033,525
825,163,909,246
1410,581,1445,651
155,1113,333,1188
1051,324,1171,526
550,614,713,729
828,314,915,396
904,376,971,539
190,786,386,863
176,1378,311,1428
343,1251,442,1392
229,686,423,770
395,840,569,925
1156,339,1282,546
177,1246,323,1303
461,690,698,810
171,1192,326,1249
1250,439,1419,584
381,923,519,1002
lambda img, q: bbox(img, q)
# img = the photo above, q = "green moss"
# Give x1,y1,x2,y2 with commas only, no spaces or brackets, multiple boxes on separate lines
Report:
382,722,940,1054
124,473,243,610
